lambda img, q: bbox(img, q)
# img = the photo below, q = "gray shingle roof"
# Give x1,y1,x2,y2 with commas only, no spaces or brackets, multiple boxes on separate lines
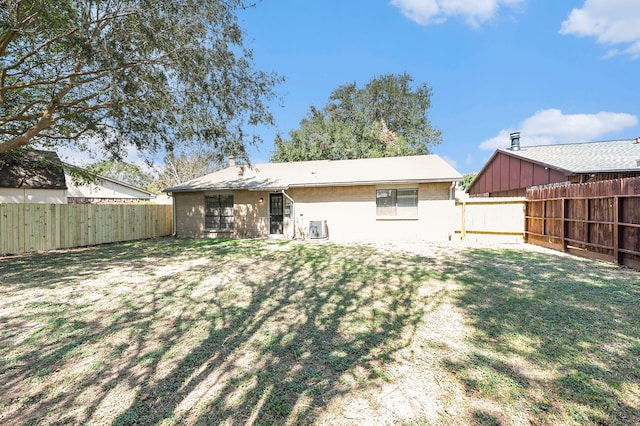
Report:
0,150,67,189
499,139,640,173
164,155,462,192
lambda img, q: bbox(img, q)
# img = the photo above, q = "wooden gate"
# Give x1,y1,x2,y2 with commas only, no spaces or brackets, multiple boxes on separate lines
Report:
525,177,640,270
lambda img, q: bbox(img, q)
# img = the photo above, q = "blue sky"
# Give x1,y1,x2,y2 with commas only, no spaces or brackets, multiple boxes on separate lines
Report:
237,0,640,174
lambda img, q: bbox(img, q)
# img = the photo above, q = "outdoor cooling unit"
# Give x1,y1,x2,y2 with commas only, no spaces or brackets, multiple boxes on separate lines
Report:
308,220,328,239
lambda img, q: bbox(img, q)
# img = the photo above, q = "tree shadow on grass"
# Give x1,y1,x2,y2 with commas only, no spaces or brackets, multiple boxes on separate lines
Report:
5,239,637,424
440,247,640,425
111,242,431,425
0,239,435,425
0,237,234,290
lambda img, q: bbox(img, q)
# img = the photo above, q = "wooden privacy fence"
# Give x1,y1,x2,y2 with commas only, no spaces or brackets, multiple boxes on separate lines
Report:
526,177,640,269
0,203,173,256
455,198,526,243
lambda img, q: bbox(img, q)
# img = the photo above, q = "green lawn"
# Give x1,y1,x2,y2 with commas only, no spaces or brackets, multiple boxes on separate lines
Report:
0,238,638,425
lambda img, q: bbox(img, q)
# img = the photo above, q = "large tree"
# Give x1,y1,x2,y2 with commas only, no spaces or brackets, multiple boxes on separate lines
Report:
271,73,441,162
0,0,280,160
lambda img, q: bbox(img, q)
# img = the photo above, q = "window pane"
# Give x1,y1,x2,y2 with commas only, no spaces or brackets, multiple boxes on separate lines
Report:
219,216,231,230
397,189,418,216
205,216,220,229
205,194,234,230
376,189,396,216
220,194,233,208
396,205,418,217
376,188,418,217
397,189,417,207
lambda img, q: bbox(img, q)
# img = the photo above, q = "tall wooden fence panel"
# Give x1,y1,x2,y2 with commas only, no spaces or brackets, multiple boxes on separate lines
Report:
0,203,173,256
526,177,640,269
455,198,526,243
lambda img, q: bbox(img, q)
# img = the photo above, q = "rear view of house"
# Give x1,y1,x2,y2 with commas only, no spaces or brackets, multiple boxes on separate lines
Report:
164,155,463,243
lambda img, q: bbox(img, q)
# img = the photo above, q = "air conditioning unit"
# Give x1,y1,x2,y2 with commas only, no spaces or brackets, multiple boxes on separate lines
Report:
308,220,328,239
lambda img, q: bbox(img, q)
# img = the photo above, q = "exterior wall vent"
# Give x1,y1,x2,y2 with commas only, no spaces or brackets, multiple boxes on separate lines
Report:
308,220,328,239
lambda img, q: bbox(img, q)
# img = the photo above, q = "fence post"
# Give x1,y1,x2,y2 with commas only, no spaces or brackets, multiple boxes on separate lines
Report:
542,200,547,241
560,198,568,252
613,196,620,264
584,198,589,250
461,201,466,240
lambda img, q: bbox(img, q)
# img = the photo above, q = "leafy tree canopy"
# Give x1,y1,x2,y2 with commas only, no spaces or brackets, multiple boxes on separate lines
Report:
0,0,281,161
461,172,478,190
271,73,441,162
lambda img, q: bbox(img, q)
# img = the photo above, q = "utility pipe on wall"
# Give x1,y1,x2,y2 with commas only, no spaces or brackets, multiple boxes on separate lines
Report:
171,193,177,237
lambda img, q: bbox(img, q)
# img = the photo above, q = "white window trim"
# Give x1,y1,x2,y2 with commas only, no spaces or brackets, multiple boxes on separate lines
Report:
375,186,419,220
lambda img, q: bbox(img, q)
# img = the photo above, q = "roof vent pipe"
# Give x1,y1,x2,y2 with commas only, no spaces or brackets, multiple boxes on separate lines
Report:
228,157,235,167
635,137,640,144
510,132,521,151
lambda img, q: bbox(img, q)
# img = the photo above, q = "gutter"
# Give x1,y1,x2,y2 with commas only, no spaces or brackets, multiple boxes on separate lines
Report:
164,178,464,193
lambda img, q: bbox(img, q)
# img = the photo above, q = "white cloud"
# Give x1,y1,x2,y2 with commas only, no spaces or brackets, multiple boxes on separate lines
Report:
479,108,638,150
390,0,524,27
559,0,640,59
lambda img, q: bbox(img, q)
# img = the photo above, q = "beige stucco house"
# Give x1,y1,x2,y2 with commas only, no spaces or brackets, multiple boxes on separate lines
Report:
164,155,463,243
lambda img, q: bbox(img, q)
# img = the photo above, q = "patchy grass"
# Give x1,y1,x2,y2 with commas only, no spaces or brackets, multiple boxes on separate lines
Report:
0,238,638,425
439,248,640,425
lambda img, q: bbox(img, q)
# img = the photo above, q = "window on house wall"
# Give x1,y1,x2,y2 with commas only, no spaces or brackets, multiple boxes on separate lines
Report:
376,188,418,217
205,194,234,230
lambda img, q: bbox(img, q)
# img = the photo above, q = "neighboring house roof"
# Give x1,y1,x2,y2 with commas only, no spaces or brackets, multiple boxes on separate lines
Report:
497,139,640,174
63,165,155,197
0,150,67,189
164,155,463,193
91,174,155,196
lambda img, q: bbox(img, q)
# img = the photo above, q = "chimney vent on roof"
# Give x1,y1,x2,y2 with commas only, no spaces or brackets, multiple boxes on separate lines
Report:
509,132,521,151
228,157,235,167
635,137,640,144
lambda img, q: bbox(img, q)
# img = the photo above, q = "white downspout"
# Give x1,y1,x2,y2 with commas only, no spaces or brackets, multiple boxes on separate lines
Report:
449,182,457,241
171,193,177,237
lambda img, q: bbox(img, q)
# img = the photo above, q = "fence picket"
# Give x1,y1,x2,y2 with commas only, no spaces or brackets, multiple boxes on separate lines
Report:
0,204,173,256
526,177,640,270
455,198,526,243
